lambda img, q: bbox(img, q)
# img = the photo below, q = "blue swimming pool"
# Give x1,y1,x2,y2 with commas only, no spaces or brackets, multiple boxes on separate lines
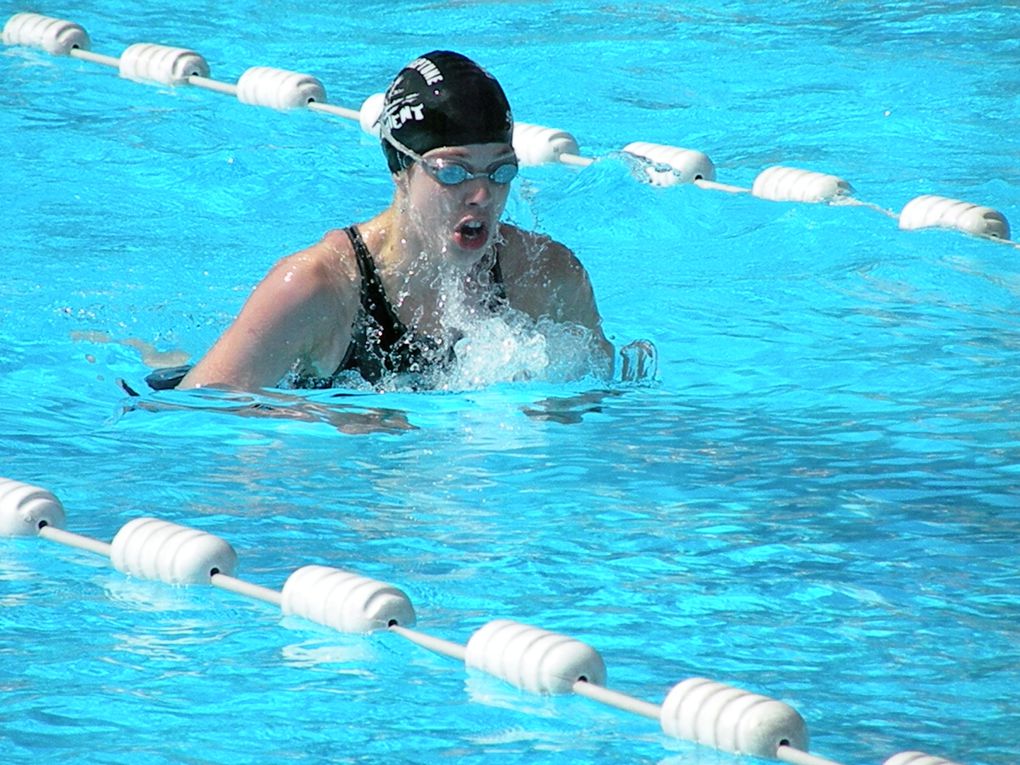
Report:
2,2,1019,764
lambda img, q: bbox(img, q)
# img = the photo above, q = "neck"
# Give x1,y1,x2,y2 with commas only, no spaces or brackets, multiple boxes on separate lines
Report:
360,205,498,337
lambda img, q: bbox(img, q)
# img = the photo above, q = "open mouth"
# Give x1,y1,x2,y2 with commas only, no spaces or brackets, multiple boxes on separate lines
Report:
454,218,489,250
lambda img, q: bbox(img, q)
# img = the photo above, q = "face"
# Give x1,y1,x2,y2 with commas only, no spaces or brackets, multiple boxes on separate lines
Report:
400,143,518,264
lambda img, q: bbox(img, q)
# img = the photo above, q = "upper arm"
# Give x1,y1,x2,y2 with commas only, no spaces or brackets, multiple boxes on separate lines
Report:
180,234,357,390
501,227,614,372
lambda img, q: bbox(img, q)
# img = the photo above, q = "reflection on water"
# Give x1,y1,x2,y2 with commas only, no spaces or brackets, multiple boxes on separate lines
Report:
521,389,622,424
619,339,658,383
115,386,416,435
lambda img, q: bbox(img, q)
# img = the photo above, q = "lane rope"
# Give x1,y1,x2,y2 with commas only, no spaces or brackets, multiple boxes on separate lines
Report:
1,476,966,765
3,12,1015,247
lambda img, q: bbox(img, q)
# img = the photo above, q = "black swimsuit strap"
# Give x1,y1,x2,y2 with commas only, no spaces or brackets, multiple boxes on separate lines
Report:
345,225,411,342
488,250,508,308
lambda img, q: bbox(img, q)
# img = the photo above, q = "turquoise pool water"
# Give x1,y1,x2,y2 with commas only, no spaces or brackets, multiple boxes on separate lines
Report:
2,2,1019,764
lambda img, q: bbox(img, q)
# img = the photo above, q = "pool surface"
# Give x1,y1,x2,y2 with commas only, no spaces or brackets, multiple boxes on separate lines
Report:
2,2,1019,764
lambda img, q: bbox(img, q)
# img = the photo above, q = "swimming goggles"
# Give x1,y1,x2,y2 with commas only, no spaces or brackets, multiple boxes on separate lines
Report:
384,130,519,186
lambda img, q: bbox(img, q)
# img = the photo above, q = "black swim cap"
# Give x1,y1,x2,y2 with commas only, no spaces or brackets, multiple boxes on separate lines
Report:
380,51,514,174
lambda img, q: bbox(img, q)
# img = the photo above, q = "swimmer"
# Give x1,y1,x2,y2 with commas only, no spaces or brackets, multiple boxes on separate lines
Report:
179,50,612,391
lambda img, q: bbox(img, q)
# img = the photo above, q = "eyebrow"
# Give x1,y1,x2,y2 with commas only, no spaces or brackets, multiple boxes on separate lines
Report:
430,147,516,162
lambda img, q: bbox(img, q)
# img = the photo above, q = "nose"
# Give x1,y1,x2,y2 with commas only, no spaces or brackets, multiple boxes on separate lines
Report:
463,177,493,207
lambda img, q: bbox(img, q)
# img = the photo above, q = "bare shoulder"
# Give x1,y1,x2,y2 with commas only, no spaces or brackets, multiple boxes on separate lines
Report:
250,228,363,318
496,224,602,329
496,224,613,370
270,228,359,291
497,224,584,286
179,229,361,390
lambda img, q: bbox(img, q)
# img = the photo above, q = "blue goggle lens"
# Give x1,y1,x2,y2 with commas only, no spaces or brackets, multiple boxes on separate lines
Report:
428,160,519,186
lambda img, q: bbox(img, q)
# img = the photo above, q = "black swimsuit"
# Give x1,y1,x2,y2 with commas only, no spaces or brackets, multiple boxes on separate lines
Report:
298,225,508,387
142,226,507,392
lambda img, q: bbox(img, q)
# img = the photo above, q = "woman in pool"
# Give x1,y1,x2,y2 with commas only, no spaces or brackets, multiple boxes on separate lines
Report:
179,50,612,391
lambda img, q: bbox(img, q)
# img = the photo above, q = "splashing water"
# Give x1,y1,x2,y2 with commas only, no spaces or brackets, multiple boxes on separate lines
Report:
444,313,604,389
376,201,612,391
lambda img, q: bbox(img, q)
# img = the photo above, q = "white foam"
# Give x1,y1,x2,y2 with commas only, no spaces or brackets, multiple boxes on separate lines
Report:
439,312,602,390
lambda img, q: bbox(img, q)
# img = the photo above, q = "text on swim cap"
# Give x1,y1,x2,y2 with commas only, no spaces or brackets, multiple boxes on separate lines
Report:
384,96,426,131
407,57,444,86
